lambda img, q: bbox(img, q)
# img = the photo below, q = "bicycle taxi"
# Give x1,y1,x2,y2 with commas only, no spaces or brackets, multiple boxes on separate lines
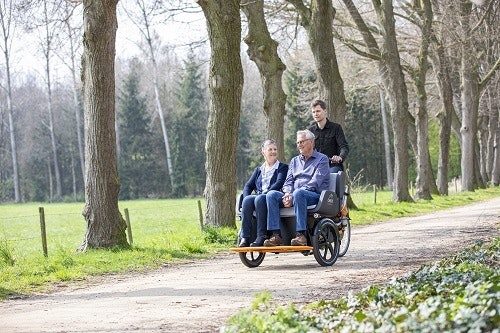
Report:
231,171,351,267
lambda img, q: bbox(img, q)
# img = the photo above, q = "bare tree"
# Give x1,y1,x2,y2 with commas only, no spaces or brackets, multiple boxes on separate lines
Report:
339,0,412,202
403,0,433,200
197,0,243,227
19,0,66,200
287,0,347,124
59,2,85,189
379,89,393,190
241,0,287,161
0,0,21,202
40,0,63,200
80,0,128,249
429,0,456,195
122,0,174,190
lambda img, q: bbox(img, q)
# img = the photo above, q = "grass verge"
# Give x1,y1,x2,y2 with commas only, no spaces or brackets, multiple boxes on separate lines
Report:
0,186,499,300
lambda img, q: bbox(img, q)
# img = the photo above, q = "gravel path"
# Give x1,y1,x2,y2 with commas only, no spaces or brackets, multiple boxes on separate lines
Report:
1,197,498,333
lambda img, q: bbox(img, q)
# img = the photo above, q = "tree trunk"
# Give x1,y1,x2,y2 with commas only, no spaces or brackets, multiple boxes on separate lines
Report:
488,84,499,185
413,0,433,200
492,109,500,185
458,1,479,192
198,0,243,227
478,113,489,182
41,1,63,201
485,85,497,181
63,13,86,187
80,0,128,250
430,37,454,195
241,0,287,162
289,0,346,124
0,0,21,202
379,89,393,190
342,0,411,201
374,0,412,202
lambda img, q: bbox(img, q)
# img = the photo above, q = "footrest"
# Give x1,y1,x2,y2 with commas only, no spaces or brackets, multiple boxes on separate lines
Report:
230,245,313,253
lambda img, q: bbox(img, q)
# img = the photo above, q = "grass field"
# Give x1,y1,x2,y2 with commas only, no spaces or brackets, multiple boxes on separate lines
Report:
1,186,499,300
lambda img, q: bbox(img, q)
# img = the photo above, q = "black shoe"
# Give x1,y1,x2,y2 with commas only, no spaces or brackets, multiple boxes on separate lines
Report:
250,236,267,247
238,238,249,247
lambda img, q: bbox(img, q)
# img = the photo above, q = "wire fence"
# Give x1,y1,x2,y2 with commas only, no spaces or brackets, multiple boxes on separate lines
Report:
0,199,205,258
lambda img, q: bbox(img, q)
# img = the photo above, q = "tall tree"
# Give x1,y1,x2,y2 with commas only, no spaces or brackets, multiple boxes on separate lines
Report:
39,0,63,200
80,0,128,250
59,2,85,189
0,0,21,202
454,0,499,190
429,0,456,195
241,0,287,162
171,50,207,197
406,0,433,200
118,60,159,199
287,0,347,125
197,0,243,227
340,0,412,202
123,0,174,190
283,61,316,160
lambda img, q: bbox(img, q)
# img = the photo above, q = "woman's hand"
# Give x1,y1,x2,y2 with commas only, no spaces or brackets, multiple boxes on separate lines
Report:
282,193,293,207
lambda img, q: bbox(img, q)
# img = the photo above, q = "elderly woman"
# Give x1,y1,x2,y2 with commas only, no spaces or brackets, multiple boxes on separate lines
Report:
239,139,288,247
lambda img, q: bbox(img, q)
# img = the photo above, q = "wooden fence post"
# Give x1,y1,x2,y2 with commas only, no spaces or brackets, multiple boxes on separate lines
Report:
197,200,203,229
373,185,377,204
124,208,133,245
39,207,48,257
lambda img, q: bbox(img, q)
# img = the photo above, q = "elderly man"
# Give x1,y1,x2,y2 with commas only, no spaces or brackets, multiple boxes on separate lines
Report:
264,129,330,246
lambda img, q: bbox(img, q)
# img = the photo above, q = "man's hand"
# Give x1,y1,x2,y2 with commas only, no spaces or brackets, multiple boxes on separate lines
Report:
282,193,293,207
331,155,342,163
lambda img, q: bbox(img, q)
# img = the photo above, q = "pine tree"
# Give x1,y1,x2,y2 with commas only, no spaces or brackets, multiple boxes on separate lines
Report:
118,60,159,199
345,89,385,188
171,51,208,197
283,64,316,161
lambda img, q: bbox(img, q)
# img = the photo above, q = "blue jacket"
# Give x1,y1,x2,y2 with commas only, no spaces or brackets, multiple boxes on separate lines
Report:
242,162,288,197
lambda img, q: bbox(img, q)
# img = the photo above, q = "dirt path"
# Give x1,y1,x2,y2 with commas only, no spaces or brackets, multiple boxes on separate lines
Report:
1,197,499,333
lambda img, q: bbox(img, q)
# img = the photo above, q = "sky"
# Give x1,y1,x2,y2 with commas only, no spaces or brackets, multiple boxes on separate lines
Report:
10,3,208,84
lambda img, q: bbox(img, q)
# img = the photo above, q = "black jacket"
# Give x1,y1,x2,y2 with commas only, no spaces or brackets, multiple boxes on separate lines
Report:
309,119,349,169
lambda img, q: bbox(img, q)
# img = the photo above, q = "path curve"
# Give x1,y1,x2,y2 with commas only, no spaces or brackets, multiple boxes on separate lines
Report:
1,197,499,333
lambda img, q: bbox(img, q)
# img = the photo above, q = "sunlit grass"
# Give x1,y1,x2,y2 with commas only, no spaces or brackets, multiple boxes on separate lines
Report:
0,186,499,300
350,186,500,225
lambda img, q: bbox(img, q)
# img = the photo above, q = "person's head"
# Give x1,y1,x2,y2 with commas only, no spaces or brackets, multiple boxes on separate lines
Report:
296,130,315,157
311,99,328,124
261,139,278,166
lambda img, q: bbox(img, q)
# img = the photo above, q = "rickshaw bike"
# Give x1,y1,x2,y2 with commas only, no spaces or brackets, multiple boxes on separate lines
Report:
231,171,351,267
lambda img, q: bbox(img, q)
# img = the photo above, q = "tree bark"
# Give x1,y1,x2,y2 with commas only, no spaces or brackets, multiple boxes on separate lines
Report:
430,34,454,195
412,0,433,200
0,0,21,202
42,1,62,201
198,0,243,227
288,0,347,124
374,0,412,202
379,89,393,190
458,0,479,192
487,84,499,185
342,0,412,202
80,0,128,250
241,0,287,162
64,16,86,187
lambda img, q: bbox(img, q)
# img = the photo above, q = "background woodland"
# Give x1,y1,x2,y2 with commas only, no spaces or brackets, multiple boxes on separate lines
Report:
0,0,498,207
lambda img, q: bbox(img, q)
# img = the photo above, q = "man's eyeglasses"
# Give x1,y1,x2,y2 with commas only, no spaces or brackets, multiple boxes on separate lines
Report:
296,139,312,145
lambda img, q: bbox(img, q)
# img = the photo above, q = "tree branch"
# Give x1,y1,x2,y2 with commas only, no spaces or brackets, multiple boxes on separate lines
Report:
470,0,496,34
479,56,500,91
